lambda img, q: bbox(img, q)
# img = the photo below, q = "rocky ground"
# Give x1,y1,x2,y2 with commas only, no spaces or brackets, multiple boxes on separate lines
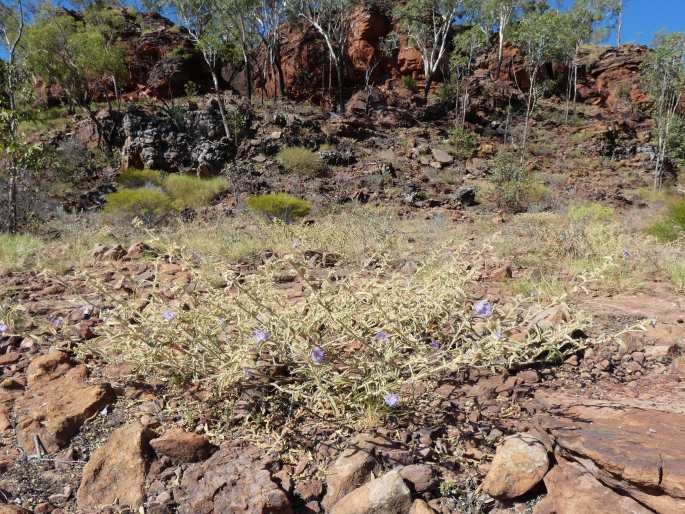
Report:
2,14,685,513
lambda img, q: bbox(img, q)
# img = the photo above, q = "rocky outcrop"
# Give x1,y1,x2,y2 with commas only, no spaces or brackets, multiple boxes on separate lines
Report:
150,428,216,463
531,393,685,513
119,103,236,173
329,470,413,514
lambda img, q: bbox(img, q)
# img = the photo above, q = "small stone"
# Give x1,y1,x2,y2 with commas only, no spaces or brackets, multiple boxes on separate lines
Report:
431,148,454,165
409,499,436,514
329,470,412,514
399,464,436,494
482,434,549,500
150,428,215,463
0,352,21,366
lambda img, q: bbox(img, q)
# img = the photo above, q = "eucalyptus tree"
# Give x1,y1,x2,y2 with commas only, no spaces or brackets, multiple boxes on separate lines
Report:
394,0,464,100
169,0,232,138
293,0,358,112
642,32,685,189
512,9,575,156
450,26,487,126
465,0,521,74
253,0,287,98
0,0,26,232
23,8,127,149
217,0,261,103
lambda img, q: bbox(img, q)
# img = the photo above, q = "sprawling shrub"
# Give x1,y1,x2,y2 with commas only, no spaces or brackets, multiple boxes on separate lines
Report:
276,147,325,176
118,168,164,188
447,127,477,160
104,188,174,223
164,175,229,210
247,193,312,222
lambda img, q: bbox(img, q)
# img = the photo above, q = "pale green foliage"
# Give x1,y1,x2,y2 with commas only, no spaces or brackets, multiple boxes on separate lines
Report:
104,188,174,222
647,199,685,242
451,26,487,77
164,175,229,209
489,150,539,212
568,0,622,44
276,147,325,176
92,244,587,426
23,9,126,107
447,127,477,160
247,193,312,222
118,168,165,188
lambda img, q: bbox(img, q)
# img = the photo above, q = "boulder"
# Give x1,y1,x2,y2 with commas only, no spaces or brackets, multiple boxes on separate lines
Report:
150,428,216,463
14,352,114,453
329,470,412,514
0,507,32,514
178,444,292,514
77,423,155,511
482,434,549,500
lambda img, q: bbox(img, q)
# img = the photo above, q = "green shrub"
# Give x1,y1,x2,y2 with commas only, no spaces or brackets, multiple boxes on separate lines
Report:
164,175,229,209
447,127,477,160
0,234,43,272
118,168,164,188
402,75,417,92
247,193,312,222
104,188,174,222
568,203,614,223
276,147,325,176
490,151,536,212
647,199,685,242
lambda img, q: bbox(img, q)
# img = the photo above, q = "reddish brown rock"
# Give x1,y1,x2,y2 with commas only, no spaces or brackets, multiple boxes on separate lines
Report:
14,351,114,453
409,499,435,514
399,464,436,494
322,434,383,511
77,423,155,511
536,393,685,512
0,352,21,366
0,506,32,514
538,458,651,514
482,434,549,500
150,428,216,463
178,444,292,514
329,470,412,514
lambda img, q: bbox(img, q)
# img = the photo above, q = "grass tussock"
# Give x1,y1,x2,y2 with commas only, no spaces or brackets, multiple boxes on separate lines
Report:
118,168,165,188
647,199,685,242
164,175,229,210
277,147,325,176
247,193,312,223
0,234,43,272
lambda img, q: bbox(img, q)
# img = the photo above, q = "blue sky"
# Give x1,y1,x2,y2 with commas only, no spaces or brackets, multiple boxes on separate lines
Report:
1,0,683,60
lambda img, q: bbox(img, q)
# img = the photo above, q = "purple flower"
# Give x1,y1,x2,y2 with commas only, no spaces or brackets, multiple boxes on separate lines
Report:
242,368,255,379
252,329,269,344
311,346,326,364
51,317,64,328
384,393,399,408
493,328,502,340
474,300,493,318
429,339,441,349
375,331,389,343
162,310,176,321
217,317,226,326
0,323,7,334
622,248,631,258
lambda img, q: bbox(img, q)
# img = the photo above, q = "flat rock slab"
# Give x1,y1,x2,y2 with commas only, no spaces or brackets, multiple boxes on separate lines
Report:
14,352,114,453
535,393,685,513
178,444,292,514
